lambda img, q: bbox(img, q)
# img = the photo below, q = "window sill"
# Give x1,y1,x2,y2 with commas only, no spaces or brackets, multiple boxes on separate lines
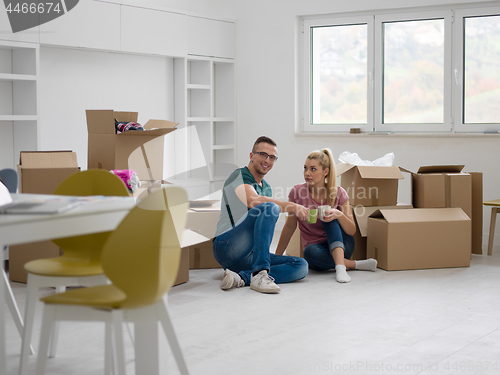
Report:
296,131,500,138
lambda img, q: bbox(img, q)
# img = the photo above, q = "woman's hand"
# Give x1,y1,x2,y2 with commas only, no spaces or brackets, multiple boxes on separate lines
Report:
321,208,343,222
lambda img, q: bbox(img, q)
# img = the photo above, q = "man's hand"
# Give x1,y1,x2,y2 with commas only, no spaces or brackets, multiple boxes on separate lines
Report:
294,204,309,221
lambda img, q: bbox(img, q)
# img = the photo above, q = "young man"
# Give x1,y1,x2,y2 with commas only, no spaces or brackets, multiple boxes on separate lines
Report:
213,136,309,294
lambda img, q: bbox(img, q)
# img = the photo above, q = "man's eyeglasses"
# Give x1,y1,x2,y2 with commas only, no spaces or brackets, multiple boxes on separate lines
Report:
254,151,278,162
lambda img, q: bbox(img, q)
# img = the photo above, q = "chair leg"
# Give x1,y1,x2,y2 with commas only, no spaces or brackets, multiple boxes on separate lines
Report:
155,302,190,375
48,286,66,357
20,275,40,375
104,322,113,375
488,207,498,256
35,304,56,375
111,310,126,375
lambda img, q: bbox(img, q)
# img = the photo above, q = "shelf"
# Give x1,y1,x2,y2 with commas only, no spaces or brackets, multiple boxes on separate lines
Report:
187,84,211,90
213,117,234,122
211,176,229,182
0,115,38,121
0,73,37,81
187,117,212,122
212,145,234,150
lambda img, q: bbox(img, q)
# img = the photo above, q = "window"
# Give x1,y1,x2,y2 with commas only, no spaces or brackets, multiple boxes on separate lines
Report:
454,8,500,132
301,5,500,133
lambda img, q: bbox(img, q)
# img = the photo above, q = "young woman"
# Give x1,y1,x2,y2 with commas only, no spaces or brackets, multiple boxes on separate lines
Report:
275,148,377,283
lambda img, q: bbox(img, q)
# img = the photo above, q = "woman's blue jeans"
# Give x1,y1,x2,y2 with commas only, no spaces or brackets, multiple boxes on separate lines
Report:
303,219,354,271
213,202,308,285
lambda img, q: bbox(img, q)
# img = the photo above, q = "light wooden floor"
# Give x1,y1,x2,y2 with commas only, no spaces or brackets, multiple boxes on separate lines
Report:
5,251,500,375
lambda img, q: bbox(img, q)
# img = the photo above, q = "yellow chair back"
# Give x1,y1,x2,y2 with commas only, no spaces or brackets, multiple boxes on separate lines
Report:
101,187,188,309
54,169,130,197
51,169,130,267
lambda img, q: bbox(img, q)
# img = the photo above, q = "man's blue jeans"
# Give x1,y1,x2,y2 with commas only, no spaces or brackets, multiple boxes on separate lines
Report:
303,219,354,271
213,202,308,285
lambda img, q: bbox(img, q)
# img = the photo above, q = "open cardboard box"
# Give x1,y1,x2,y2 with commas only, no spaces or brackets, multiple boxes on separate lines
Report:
352,203,412,261
367,207,471,271
174,229,211,286
336,163,405,206
410,166,483,254
136,187,221,278
186,206,221,269
86,110,178,181
10,151,80,283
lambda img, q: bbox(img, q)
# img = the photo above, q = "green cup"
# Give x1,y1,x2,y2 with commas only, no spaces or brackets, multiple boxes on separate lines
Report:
307,209,318,224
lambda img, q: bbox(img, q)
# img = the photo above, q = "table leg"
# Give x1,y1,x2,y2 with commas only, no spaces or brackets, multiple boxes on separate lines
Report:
487,207,498,256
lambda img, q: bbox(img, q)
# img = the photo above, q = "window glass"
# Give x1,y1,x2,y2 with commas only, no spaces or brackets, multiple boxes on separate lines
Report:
383,19,444,124
463,15,500,124
311,24,367,125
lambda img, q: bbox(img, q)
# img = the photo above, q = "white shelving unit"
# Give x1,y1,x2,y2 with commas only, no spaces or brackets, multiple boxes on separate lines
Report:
0,3,235,198
0,41,39,170
172,56,235,195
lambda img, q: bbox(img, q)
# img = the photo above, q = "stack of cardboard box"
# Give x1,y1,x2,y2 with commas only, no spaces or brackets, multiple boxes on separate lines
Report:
9,151,80,282
365,165,482,271
287,162,483,272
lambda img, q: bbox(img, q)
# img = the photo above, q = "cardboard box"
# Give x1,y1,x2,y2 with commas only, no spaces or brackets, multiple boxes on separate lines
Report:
86,110,178,181
367,208,471,271
175,229,211,286
352,203,413,261
411,165,472,218
336,163,405,206
185,207,221,269
189,241,220,269
17,151,80,194
284,226,303,258
10,151,79,283
9,241,61,283
469,172,483,254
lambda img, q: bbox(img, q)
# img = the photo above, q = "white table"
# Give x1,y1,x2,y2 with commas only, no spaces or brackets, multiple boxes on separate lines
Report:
1,193,136,375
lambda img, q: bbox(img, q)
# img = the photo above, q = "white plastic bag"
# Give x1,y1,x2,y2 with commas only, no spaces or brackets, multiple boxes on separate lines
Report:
338,151,394,166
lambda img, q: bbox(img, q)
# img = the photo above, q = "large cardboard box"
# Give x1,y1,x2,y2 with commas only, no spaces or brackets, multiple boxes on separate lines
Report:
86,110,178,181
336,163,405,206
174,229,211,286
411,165,482,254
186,207,221,269
469,172,483,254
10,151,80,283
411,165,472,218
352,203,413,261
17,151,80,194
284,227,303,258
367,208,471,271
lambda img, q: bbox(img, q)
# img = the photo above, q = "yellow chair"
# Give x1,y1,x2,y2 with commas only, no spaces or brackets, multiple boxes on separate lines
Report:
484,199,500,256
35,186,190,375
20,170,130,375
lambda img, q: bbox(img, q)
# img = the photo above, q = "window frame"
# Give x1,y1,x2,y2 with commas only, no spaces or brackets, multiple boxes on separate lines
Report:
301,15,374,133
453,6,500,133
374,10,453,133
300,5,500,134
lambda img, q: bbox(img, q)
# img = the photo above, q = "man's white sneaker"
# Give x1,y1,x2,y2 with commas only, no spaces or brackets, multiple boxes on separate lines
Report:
250,270,281,294
220,269,245,290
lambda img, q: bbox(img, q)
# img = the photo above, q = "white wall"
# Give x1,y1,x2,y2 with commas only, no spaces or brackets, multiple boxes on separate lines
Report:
230,0,500,246
39,47,174,169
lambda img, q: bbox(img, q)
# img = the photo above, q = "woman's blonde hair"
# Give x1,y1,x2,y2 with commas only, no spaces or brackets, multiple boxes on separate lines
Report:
307,148,337,206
